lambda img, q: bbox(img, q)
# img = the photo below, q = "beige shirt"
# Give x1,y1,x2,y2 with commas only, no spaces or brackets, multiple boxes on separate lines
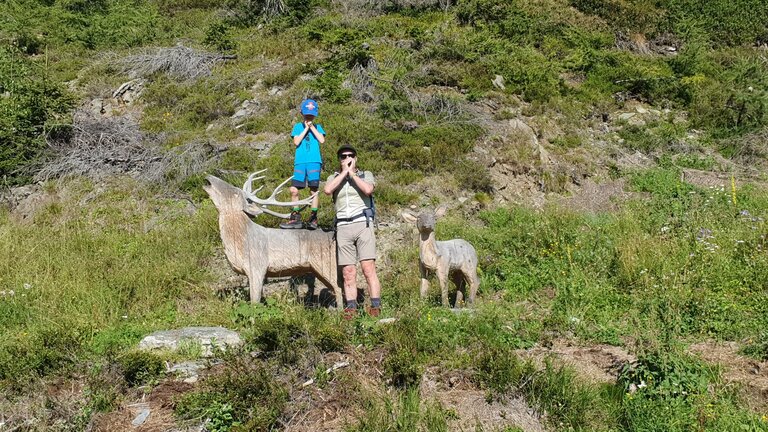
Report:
328,170,375,226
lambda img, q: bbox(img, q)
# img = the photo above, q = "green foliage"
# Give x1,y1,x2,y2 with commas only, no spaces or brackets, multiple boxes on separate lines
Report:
570,0,768,46
0,48,73,184
352,389,454,432
240,305,346,365
204,21,236,52
225,0,315,28
619,350,714,400
0,325,83,390
741,331,768,361
117,351,165,386
176,354,288,431
0,182,228,390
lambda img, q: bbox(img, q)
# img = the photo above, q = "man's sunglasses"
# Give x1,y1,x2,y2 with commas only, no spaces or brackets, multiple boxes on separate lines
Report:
339,153,356,160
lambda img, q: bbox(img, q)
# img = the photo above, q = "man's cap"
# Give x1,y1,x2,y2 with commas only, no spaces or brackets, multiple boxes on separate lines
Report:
337,144,357,156
300,99,319,116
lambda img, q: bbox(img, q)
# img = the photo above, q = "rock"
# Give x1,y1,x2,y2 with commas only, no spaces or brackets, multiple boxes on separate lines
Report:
635,106,648,114
400,120,419,131
232,109,248,119
138,327,242,357
10,190,56,224
492,75,506,90
618,112,636,121
458,197,468,204
268,87,281,96
132,407,151,426
377,318,398,325
113,79,145,105
89,99,105,116
167,360,208,379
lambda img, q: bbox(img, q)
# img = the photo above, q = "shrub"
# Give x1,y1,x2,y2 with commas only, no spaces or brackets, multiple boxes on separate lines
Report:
204,21,237,52
117,351,165,386
176,355,288,431
0,48,73,185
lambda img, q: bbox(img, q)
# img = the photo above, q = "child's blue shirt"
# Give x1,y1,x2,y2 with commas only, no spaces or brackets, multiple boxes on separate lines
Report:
291,123,325,165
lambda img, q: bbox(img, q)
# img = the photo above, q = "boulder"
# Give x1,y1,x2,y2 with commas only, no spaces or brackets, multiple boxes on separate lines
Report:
138,327,242,357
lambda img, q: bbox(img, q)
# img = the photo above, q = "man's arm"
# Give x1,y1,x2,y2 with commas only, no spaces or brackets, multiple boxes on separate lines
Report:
323,171,347,195
348,172,374,196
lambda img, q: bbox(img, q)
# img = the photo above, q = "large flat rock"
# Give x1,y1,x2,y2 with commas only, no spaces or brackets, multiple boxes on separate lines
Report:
138,327,242,357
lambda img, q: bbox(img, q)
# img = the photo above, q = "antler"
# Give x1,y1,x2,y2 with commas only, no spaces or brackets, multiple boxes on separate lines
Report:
242,169,318,218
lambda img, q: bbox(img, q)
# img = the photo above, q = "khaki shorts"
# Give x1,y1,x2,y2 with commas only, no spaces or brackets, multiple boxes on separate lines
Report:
336,220,376,266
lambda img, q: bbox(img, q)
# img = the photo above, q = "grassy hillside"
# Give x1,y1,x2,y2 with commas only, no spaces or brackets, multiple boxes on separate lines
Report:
1,0,768,430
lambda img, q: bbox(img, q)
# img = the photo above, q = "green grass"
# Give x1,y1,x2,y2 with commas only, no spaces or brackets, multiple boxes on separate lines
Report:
3,0,768,430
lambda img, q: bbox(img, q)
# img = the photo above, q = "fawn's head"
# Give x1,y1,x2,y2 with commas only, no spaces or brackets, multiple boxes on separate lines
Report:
402,206,447,235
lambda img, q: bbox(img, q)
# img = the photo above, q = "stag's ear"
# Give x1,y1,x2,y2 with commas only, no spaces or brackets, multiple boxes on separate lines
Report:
401,211,417,224
244,201,265,217
434,205,447,219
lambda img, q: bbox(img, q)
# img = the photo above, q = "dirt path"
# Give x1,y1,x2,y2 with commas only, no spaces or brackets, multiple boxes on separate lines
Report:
517,339,636,385
689,341,768,413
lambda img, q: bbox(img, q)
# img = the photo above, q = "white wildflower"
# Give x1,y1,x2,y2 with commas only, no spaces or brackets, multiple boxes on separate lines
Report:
23,283,31,290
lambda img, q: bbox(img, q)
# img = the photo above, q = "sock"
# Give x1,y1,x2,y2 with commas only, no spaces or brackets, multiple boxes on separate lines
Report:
370,298,381,308
311,208,318,213
345,300,358,309
292,206,301,212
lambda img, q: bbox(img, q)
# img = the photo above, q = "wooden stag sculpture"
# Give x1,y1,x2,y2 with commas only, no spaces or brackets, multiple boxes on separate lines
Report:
204,171,342,306
402,207,480,307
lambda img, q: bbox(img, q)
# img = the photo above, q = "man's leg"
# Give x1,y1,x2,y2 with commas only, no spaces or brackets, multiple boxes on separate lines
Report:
342,264,358,319
360,259,381,317
360,260,380,299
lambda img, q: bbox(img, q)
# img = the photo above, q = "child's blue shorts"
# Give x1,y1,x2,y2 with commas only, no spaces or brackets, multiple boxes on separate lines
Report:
292,162,321,189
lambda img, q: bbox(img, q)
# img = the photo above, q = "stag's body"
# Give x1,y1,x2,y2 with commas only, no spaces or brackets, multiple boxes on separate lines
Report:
404,209,479,307
205,175,342,305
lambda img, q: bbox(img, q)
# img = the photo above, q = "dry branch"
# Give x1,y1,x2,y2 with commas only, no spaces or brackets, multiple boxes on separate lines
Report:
119,44,237,81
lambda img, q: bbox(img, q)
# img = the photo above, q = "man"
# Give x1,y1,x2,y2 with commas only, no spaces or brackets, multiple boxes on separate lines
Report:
323,144,382,318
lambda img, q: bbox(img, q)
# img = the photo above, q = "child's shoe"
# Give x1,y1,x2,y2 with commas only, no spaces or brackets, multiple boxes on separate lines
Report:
307,213,318,230
280,211,303,229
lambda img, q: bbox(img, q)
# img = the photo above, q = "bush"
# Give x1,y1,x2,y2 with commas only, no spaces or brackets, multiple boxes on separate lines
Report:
0,48,73,184
117,351,165,386
176,355,288,431
204,21,237,52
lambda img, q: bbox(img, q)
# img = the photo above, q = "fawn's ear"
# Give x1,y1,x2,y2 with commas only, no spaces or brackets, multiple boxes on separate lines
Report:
434,205,447,219
401,211,417,224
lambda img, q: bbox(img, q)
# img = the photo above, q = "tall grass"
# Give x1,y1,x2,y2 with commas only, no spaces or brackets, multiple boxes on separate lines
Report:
0,179,229,386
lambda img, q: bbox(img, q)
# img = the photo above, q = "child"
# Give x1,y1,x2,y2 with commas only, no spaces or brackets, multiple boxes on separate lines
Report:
280,99,325,230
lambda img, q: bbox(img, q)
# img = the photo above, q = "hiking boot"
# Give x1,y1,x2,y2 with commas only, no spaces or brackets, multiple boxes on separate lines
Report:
366,306,381,318
343,307,357,320
307,213,318,230
280,211,303,229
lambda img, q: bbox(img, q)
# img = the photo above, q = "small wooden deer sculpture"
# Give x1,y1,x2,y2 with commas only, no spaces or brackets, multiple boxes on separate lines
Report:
204,171,342,306
402,207,480,307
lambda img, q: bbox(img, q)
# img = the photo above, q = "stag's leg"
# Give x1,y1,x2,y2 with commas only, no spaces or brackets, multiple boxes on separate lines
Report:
248,266,267,304
312,268,344,309
436,264,450,308
452,272,465,307
419,263,430,300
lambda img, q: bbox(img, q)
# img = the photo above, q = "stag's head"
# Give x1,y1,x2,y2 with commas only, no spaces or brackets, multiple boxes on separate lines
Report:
204,175,264,217
204,171,318,219
402,206,447,235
